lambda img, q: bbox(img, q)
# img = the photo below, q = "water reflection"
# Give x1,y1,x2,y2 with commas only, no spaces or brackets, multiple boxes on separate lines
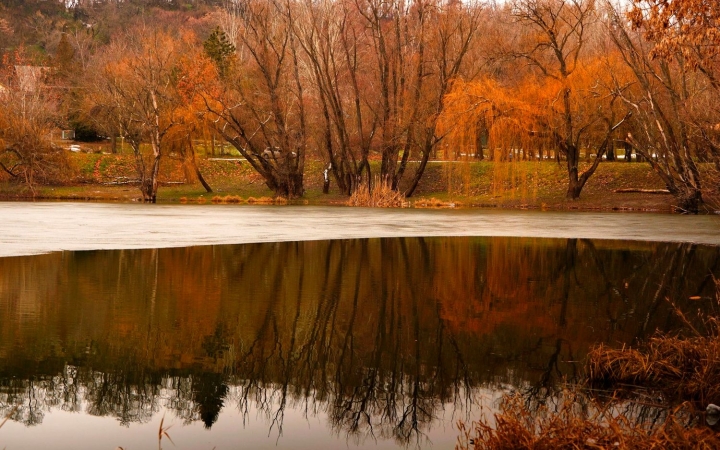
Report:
0,238,718,447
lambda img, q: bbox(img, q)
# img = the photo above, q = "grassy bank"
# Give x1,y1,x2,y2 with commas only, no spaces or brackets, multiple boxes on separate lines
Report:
0,150,684,212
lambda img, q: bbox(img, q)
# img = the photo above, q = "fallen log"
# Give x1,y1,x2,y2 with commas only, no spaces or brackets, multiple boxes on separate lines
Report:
614,188,670,194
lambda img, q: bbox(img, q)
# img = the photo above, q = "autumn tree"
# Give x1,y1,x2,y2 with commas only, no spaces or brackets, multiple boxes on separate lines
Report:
0,53,71,194
205,0,307,198
508,0,630,199
405,0,483,196
172,34,219,193
440,2,631,198
624,0,720,208
607,3,710,212
349,0,481,196
289,0,482,198
88,26,183,202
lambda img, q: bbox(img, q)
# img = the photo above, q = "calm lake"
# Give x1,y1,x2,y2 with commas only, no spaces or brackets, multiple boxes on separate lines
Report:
1,233,719,449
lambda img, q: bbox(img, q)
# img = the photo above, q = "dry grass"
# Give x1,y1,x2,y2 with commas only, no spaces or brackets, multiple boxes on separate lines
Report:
225,195,244,204
413,197,459,208
247,196,279,205
587,317,720,405
210,195,245,204
347,179,409,208
457,391,720,450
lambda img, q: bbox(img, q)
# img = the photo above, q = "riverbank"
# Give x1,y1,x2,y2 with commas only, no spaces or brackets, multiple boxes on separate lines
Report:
0,151,695,212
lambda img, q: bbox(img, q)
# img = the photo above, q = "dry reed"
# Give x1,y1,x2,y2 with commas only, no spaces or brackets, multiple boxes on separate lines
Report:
414,197,459,208
247,196,276,205
457,391,720,450
588,329,720,404
158,413,174,449
224,195,243,204
208,195,245,204
586,296,720,405
347,179,408,208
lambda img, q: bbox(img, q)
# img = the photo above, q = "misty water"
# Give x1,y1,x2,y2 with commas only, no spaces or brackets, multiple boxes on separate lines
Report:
2,228,720,449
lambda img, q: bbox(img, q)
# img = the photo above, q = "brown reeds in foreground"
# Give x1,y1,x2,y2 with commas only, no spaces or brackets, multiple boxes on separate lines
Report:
587,315,720,405
457,391,720,450
588,336,720,404
346,180,409,208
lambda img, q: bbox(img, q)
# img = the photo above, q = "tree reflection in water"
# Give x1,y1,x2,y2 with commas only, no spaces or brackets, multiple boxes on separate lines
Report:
0,237,717,446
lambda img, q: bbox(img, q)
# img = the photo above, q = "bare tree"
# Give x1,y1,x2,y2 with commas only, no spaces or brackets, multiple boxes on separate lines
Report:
205,0,307,198
88,26,181,202
606,3,705,212
294,0,375,195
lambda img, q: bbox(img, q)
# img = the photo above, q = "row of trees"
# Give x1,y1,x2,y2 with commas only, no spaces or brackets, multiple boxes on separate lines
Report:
438,0,720,211
0,0,718,210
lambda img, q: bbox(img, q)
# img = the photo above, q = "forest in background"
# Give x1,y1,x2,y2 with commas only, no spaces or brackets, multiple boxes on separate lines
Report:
0,0,719,212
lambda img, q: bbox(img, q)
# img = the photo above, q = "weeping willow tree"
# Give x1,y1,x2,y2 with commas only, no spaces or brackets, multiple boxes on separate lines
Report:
437,78,547,201
439,38,633,201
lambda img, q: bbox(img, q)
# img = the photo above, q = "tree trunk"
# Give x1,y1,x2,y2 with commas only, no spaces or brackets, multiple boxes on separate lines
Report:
606,141,615,161
147,150,161,203
405,146,431,198
187,137,212,193
624,141,632,162
565,141,581,199
566,176,583,200
322,163,331,194
676,188,702,213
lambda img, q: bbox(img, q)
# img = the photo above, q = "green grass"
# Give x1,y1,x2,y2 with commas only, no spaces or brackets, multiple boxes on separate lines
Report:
0,152,681,211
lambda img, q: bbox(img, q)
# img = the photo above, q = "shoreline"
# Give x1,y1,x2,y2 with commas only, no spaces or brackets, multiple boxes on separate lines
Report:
2,156,703,213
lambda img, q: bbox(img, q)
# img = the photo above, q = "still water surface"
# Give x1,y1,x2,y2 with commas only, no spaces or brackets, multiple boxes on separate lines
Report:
1,237,719,449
